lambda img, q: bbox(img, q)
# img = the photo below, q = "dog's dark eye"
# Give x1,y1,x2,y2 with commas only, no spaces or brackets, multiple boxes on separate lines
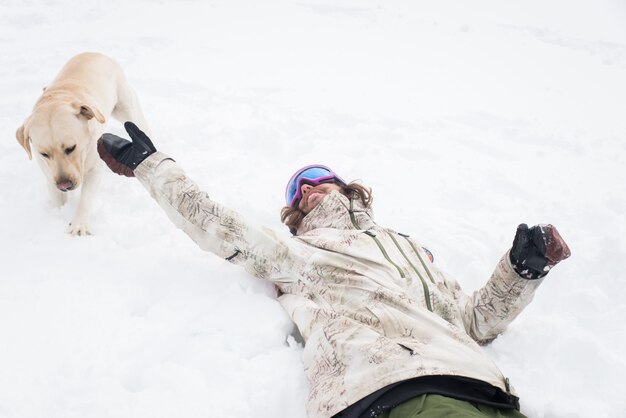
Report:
65,145,76,155
40,152,50,159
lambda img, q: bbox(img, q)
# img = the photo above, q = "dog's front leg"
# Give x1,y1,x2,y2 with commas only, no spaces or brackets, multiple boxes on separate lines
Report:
67,166,100,236
48,180,68,208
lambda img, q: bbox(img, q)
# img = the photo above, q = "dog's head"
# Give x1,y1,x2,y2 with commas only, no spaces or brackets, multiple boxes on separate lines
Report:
16,101,105,191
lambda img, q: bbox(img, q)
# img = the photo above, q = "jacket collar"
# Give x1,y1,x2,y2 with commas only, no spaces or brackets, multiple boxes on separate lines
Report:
296,190,375,235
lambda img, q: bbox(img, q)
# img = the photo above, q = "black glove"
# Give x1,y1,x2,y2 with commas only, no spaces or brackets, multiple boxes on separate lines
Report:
510,224,571,279
97,121,156,177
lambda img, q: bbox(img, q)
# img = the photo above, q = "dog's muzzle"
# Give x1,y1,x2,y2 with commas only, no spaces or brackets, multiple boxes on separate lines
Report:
56,180,75,192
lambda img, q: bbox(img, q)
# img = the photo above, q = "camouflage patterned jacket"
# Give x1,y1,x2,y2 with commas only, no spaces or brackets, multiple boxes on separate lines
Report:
135,152,544,418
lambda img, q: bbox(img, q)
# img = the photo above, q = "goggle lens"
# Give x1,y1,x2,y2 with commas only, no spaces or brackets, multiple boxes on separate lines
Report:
285,165,345,207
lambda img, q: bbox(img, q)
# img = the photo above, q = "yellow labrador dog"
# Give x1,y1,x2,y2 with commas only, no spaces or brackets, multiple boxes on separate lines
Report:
16,52,150,236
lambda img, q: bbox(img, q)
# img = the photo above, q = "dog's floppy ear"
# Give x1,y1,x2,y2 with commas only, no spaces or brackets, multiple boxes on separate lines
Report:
16,123,32,160
72,102,106,123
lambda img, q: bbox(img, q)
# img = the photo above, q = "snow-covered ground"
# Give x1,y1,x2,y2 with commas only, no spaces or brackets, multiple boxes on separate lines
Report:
1,1,625,417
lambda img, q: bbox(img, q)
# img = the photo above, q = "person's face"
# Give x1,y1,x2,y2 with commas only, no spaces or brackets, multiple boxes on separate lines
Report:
297,182,343,214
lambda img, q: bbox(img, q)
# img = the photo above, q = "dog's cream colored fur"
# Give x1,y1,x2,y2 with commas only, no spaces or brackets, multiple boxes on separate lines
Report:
16,52,150,235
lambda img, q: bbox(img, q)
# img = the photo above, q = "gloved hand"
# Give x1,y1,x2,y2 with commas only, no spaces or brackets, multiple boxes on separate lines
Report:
97,121,156,177
510,224,571,279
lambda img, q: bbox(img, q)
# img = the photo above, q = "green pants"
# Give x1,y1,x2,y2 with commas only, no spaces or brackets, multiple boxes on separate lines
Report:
378,394,528,418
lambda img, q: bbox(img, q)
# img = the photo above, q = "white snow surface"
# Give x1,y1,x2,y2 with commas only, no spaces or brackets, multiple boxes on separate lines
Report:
1,1,625,417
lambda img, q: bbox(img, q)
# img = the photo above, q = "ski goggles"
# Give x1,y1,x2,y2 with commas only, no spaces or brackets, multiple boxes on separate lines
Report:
285,164,346,207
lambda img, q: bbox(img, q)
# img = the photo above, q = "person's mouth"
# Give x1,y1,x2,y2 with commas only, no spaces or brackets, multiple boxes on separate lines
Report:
305,190,324,206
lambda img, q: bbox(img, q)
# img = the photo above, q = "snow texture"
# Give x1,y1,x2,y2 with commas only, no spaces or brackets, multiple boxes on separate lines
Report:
1,1,625,417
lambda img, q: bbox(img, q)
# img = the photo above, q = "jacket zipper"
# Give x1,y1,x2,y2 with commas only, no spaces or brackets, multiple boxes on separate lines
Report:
364,231,406,279
387,232,433,312
348,200,406,279
400,234,436,284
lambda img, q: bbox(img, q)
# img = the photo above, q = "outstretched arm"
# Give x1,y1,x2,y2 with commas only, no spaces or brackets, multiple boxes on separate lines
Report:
98,122,310,284
443,224,571,344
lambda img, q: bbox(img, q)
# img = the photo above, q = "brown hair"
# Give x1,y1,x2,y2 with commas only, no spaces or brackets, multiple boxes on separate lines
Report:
280,181,373,235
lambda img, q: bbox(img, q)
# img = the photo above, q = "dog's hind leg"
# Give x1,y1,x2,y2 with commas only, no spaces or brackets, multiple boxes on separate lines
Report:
113,78,151,136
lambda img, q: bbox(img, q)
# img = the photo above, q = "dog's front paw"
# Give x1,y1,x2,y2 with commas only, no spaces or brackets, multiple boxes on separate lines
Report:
67,222,92,236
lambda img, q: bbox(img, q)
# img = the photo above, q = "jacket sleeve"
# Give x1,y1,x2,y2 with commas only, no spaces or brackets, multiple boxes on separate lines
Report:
134,152,310,285
439,252,544,345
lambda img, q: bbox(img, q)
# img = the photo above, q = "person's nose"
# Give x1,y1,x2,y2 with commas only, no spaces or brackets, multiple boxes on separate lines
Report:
300,183,313,197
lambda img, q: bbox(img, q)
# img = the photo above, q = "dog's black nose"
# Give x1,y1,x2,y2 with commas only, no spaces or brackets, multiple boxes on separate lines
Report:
56,180,74,191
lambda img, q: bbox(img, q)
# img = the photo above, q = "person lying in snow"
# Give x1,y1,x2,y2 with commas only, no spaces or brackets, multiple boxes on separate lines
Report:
98,122,571,418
